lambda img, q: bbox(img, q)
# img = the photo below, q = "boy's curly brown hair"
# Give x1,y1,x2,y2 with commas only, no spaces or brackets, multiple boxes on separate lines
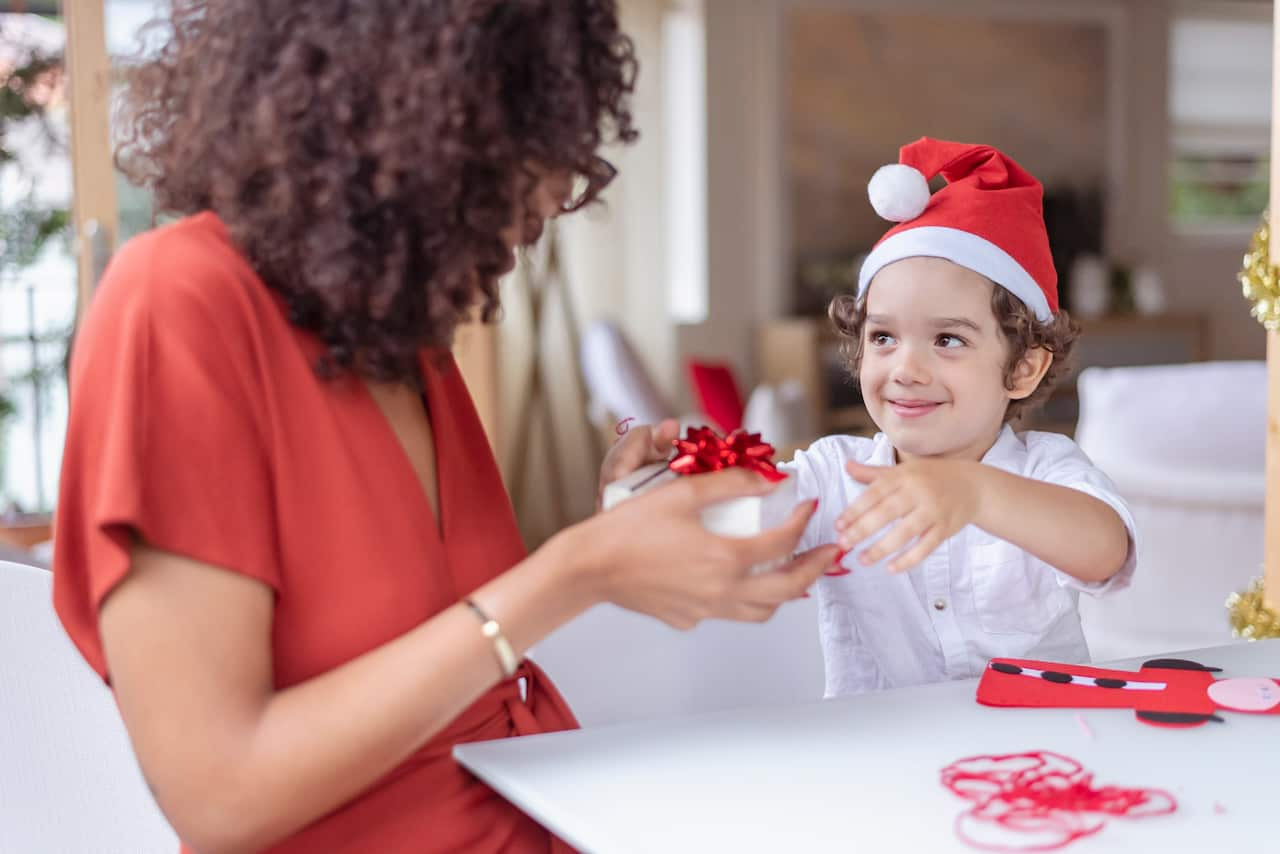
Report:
114,0,637,383
828,283,1080,424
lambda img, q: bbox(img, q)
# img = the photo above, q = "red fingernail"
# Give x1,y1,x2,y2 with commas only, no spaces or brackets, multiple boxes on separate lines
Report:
835,548,850,566
811,498,820,512
824,568,853,577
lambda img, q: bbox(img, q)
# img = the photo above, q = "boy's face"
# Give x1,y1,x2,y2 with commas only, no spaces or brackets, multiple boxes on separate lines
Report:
860,257,1044,461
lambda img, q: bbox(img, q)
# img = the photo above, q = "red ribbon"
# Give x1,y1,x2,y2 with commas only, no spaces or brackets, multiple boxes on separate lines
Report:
668,427,787,483
940,751,1176,851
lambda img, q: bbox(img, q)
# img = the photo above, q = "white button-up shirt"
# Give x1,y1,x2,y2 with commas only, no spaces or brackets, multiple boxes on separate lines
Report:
780,426,1137,698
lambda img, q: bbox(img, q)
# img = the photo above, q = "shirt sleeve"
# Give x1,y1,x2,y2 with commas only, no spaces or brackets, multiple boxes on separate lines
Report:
772,436,874,553
774,453,824,553
52,231,282,681
1024,432,1137,596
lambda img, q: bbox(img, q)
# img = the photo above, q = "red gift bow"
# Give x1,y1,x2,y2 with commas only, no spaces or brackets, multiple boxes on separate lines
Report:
667,426,787,483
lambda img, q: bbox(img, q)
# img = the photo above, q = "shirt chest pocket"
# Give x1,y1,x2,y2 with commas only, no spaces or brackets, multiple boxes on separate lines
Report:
971,550,1069,636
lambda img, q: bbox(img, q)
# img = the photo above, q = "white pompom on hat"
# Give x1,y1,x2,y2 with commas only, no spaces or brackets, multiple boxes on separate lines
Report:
867,163,931,222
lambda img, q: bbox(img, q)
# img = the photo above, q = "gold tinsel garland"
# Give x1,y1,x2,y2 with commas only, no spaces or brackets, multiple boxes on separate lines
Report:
1227,578,1280,641
1239,210,1280,331
1227,215,1280,639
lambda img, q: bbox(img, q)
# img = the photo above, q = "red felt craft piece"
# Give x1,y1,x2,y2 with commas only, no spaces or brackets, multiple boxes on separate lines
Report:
940,750,1176,852
687,360,744,433
977,657,1280,728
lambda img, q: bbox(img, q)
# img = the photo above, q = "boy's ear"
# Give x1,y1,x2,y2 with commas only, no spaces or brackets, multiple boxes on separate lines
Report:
1008,348,1053,400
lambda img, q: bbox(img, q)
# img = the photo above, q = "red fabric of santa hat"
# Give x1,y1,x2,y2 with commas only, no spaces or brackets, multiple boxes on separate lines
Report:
857,137,1059,321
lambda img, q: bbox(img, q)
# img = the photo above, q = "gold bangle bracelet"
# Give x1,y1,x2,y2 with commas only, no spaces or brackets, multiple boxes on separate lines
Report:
463,598,520,678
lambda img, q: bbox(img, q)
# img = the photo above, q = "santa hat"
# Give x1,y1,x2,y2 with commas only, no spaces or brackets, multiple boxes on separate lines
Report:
857,137,1058,321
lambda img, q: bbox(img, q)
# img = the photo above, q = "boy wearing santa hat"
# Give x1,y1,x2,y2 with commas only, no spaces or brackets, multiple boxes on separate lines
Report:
781,138,1136,698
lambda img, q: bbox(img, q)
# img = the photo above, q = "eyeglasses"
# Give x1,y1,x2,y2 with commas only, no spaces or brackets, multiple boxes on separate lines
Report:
562,156,617,212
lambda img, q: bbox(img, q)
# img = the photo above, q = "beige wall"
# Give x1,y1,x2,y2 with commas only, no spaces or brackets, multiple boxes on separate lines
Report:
676,0,785,401
786,10,1108,256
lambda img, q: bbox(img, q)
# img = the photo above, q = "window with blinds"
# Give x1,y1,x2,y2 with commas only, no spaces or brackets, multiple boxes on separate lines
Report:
1168,6,1272,233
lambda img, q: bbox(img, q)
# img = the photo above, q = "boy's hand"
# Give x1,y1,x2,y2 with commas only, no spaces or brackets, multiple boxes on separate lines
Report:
835,459,987,573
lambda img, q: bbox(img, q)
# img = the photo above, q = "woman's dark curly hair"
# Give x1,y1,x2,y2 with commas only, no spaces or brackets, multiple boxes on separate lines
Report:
829,282,1080,424
115,0,637,382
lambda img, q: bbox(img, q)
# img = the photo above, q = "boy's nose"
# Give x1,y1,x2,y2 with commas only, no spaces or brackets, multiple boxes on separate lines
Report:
890,347,931,386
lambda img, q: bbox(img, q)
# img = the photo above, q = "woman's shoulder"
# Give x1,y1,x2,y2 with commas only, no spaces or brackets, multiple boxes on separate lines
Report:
88,213,275,341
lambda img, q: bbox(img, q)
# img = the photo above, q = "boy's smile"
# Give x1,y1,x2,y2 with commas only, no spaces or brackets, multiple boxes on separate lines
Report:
886,398,944,419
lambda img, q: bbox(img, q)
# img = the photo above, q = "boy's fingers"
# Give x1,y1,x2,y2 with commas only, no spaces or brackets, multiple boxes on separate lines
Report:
888,528,942,573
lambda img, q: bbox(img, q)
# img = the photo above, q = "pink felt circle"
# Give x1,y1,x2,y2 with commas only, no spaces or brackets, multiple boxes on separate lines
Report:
1207,678,1280,712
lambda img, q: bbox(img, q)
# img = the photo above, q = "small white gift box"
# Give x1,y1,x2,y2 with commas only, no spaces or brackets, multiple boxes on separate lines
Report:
601,460,800,573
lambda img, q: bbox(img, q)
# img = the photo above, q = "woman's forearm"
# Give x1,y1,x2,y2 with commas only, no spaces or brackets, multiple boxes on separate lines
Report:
109,527,602,854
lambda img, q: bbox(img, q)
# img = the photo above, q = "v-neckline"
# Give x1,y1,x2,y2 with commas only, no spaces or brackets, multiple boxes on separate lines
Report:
274,292,451,550
362,354,448,547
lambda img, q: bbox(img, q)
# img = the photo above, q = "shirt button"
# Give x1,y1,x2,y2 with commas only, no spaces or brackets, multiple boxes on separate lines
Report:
933,599,947,611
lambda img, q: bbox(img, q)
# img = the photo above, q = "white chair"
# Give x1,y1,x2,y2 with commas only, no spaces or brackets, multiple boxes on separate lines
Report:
1073,362,1265,662
529,598,825,727
0,561,178,854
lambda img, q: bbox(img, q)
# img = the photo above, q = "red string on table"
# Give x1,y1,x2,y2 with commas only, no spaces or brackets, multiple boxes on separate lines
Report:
939,750,1176,852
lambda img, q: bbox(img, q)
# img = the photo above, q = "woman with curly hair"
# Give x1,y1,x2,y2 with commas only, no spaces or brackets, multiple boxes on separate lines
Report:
51,3,835,852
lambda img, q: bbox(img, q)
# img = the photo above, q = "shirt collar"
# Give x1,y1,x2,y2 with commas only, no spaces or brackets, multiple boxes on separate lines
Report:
869,423,1022,468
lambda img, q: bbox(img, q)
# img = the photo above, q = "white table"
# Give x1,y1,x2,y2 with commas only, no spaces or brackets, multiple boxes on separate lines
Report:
455,640,1280,853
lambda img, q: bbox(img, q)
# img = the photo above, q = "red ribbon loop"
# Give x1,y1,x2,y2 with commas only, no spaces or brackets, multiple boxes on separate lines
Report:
667,427,787,483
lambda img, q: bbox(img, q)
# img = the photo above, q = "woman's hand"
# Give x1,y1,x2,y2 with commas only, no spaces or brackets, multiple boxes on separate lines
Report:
574,466,837,629
597,418,681,509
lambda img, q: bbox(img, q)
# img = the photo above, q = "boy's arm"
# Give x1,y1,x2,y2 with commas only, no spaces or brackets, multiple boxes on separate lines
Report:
838,451,1135,584
971,465,1130,585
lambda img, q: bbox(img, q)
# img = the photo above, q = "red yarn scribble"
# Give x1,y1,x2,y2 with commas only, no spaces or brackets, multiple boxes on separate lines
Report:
940,751,1176,852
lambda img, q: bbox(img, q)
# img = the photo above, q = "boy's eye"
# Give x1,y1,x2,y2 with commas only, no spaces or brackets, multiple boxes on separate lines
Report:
869,331,896,346
936,334,966,349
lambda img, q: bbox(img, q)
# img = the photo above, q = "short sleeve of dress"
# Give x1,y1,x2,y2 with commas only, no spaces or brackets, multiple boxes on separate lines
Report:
52,221,281,681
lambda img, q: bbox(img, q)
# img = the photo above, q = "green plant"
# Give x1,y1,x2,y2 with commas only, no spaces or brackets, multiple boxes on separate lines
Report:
1,35,72,511
0,48,62,160
1,45,69,274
